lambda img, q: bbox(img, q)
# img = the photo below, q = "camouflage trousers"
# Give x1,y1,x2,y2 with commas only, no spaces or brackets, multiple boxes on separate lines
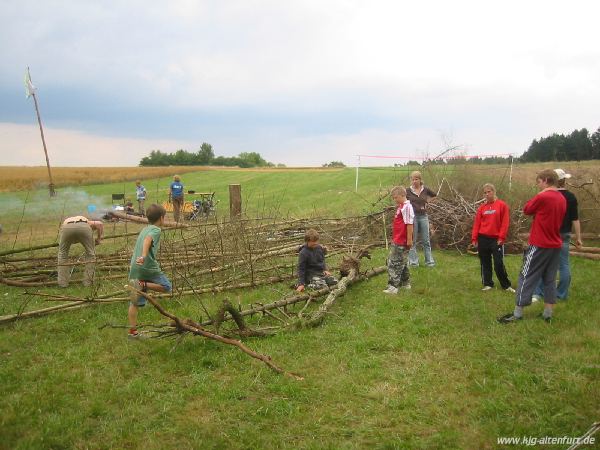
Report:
387,244,410,288
307,274,338,290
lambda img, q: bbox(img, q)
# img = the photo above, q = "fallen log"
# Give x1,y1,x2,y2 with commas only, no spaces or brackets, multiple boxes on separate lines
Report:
301,268,356,328
200,266,387,327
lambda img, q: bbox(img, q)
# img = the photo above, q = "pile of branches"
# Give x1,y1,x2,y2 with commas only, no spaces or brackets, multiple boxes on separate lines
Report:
416,179,529,254
0,212,388,323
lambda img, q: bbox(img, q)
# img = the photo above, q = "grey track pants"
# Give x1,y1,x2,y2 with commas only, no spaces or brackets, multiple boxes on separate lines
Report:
515,245,561,307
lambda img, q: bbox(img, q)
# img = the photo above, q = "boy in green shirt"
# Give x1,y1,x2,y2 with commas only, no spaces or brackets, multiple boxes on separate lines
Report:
127,204,172,339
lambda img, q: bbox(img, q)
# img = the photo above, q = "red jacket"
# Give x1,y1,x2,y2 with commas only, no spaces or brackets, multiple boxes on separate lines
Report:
524,189,566,248
392,201,414,246
471,199,510,243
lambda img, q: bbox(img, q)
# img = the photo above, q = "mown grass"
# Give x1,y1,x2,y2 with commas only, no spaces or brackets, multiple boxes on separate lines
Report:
2,162,599,251
1,250,598,449
1,165,599,449
0,166,416,250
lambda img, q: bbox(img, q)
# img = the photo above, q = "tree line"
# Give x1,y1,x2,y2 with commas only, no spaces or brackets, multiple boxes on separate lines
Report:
139,143,282,168
410,125,600,165
521,126,600,162
140,126,600,168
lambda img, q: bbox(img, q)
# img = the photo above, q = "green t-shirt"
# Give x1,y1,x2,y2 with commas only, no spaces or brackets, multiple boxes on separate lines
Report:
129,225,163,280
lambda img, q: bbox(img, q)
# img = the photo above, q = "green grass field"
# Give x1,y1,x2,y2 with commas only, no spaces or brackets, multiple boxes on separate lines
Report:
1,167,599,449
0,167,407,250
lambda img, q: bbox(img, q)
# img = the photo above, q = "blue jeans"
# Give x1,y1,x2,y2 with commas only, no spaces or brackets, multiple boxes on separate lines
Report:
131,273,172,306
534,233,570,300
408,214,434,266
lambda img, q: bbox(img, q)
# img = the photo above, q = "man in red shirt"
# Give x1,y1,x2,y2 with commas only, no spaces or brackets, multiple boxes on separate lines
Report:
383,186,414,294
498,169,566,323
471,183,514,292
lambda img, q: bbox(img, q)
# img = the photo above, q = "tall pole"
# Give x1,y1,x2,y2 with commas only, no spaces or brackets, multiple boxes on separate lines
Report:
355,156,360,192
26,68,56,197
508,155,514,192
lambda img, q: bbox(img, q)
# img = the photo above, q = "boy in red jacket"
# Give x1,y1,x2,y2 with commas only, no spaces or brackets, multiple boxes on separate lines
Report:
498,169,566,323
471,183,514,292
383,186,414,294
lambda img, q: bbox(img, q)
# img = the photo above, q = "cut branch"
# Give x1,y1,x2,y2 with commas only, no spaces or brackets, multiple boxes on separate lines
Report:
129,286,304,380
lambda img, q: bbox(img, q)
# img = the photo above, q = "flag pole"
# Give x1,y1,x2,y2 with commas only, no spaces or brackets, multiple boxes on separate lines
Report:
26,67,56,197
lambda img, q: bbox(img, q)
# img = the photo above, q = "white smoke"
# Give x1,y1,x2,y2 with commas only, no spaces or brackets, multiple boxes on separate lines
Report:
0,188,115,221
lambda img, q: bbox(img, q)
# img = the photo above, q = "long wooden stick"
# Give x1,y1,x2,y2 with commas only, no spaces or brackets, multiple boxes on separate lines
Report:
572,246,600,254
569,252,600,260
27,68,56,197
0,230,142,257
0,300,89,324
130,287,304,380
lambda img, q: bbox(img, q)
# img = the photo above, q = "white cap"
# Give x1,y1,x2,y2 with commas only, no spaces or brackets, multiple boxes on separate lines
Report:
554,168,572,180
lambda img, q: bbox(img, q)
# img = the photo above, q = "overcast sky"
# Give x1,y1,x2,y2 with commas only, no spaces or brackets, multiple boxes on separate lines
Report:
1,0,599,167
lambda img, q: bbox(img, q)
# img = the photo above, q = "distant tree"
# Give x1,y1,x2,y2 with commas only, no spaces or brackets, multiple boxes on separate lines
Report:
322,161,346,168
592,127,600,159
197,143,215,165
139,145,274,167
171,149,193,165
569,129,593,160
140,150,170,166
481,156,510,164
520,128,597,162
238,152,268,167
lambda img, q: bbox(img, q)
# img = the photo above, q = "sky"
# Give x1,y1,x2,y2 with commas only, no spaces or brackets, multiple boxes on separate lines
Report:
1,0,599,167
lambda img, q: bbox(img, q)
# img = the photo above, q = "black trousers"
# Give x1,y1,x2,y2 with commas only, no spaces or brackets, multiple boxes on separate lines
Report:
478,235,512,289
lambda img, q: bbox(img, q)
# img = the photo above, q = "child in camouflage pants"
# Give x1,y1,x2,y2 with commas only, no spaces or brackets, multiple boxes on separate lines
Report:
383,186,414,295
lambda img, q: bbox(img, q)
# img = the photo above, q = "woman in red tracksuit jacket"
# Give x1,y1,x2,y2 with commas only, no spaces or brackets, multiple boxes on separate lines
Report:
471,183,514,292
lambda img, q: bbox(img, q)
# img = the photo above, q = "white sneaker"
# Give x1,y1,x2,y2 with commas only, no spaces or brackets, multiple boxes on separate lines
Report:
481,286,493,291
505,287,516,293
531,295,542,303
382,285,399,294
401,283,412,290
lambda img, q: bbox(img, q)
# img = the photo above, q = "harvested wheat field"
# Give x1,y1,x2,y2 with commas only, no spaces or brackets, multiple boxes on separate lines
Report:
0,166,209,192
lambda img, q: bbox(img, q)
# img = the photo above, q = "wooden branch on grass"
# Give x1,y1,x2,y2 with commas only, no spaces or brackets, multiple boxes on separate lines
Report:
128,286,304,380
572,246,600,254
0,300,90,324
212,299,276,337
569,252,600,260
200,266,387,328
301,268,356,328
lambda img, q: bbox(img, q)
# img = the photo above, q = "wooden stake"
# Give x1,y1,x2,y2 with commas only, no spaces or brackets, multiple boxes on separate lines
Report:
229,184,242,219
26,68,56,197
